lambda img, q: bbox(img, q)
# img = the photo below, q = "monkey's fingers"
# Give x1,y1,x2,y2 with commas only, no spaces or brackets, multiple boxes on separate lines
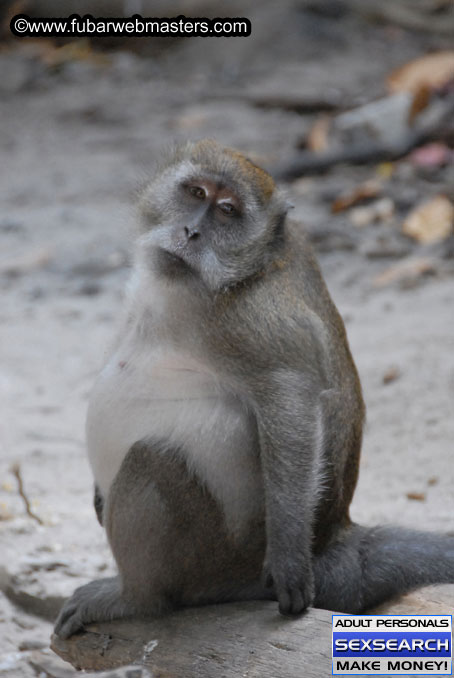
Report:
262,561,313,615
270,567,314,615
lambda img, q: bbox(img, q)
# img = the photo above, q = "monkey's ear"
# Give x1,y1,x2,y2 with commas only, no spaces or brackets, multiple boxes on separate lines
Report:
273,186,294,213
271,199,293,242
275,197,294,217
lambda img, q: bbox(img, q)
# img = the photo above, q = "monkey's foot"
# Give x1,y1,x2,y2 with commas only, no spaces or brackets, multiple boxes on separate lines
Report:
54,577,131,639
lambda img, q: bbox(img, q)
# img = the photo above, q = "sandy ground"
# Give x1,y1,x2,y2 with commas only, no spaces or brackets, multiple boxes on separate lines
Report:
0,2,453,675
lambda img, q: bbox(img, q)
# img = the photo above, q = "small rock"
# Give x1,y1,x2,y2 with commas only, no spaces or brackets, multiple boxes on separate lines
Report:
333,92,413,146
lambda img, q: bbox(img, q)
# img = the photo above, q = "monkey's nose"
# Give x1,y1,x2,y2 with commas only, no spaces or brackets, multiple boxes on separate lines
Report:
184,226,200,240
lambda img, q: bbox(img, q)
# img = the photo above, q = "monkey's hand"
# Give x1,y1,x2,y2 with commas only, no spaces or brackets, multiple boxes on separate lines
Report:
262,547,314,616
54,577,129,639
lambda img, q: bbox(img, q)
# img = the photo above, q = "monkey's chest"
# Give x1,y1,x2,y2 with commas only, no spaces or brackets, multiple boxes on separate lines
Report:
86,347,263,534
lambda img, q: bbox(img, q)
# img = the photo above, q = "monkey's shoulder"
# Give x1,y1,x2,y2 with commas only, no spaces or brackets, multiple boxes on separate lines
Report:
207,224,350,379
216,269,325,345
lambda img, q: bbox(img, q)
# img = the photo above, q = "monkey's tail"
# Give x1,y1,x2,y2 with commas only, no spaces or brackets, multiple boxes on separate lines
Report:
313,523,454,613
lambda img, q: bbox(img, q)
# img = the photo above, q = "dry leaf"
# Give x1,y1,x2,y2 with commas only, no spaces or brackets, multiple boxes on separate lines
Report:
373,257,436,287
331,180,381,214
402,196,453,244
382,366,401,385
387,51,454,94
406,492,426,502
307,115,331,153
408,84,431,122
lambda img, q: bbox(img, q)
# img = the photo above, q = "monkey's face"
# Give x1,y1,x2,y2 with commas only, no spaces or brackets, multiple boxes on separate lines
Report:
139,157,288,292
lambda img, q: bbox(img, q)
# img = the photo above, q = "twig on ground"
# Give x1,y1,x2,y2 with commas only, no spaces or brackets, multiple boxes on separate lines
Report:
10,463,44,525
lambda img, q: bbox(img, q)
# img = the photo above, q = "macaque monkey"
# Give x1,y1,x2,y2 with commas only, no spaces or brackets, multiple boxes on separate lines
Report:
55,140,454,638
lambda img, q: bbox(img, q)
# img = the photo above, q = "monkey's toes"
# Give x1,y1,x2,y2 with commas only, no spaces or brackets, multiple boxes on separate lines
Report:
54,600,86,639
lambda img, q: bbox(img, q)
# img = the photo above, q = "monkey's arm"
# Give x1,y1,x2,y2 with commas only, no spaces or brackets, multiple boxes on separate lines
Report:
253,369,323,616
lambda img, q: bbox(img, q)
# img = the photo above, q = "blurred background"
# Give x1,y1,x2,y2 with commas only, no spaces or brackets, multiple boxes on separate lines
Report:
0,1,453,675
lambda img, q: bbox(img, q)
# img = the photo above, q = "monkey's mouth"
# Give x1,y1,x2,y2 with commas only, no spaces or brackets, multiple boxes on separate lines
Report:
156,247,194,277
161,248,186,264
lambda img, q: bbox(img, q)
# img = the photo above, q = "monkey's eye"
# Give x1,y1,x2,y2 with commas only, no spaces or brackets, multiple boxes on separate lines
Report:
187,185,206,200
217,201,236,217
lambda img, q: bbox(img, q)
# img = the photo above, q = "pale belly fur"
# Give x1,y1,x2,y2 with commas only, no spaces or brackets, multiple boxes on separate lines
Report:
86,335,264,536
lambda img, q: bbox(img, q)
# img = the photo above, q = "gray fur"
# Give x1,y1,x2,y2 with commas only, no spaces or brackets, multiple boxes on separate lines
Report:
54,141,454,639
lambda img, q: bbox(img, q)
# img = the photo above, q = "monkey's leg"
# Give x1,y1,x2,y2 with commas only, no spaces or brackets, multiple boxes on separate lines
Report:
313,523,454,613
107,440,268,607
55,440,267,638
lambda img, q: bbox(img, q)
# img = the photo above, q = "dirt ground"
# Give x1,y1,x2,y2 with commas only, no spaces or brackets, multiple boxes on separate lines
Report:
0,1,453,676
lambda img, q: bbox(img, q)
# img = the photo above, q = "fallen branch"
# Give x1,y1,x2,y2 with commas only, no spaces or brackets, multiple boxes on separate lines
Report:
10,463,44,525
272,132,422,180
271,98,454,180
51,585,454,676
51,601,334,677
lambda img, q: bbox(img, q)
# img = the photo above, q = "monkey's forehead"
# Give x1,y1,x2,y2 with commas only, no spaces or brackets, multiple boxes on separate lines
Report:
172,140,276,201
